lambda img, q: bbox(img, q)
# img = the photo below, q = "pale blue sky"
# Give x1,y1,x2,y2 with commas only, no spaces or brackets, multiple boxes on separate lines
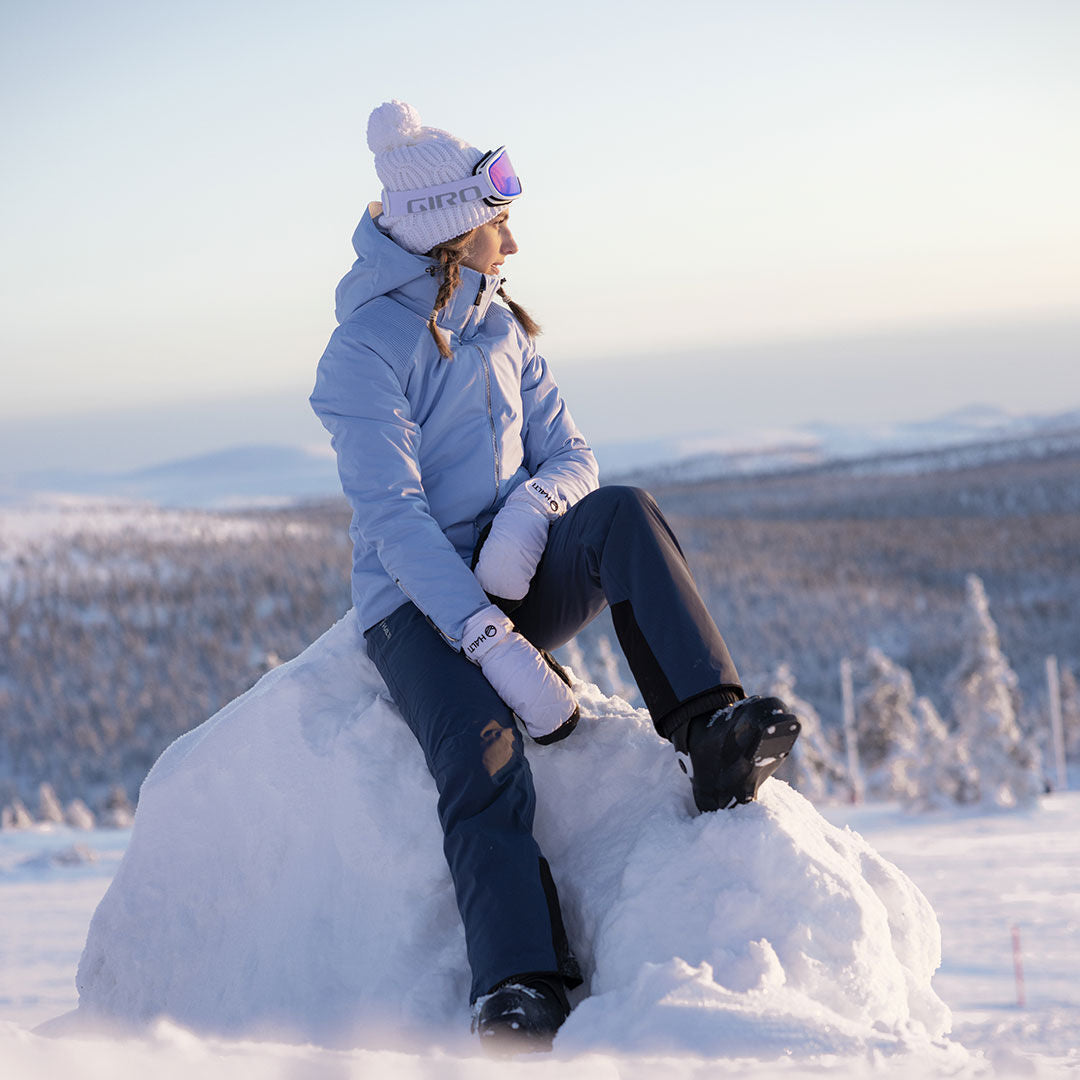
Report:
2,0,1078,442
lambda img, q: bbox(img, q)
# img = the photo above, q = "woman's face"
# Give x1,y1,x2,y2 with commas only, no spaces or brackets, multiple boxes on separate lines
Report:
461,211,518,276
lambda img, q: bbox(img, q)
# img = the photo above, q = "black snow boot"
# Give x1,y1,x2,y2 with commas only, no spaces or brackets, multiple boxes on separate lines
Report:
474,972,570,1055
671,695,801,812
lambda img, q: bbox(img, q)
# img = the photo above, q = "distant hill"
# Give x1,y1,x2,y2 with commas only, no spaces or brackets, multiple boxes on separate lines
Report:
4,404,1080,509
5,445,341,509
604,405,1080,485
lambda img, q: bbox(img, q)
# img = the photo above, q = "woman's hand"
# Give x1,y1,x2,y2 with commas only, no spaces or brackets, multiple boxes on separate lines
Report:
474,477,564,603
462,605,578,744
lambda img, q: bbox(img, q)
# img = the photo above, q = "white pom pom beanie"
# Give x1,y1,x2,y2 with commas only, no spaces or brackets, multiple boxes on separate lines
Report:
367,101,506,255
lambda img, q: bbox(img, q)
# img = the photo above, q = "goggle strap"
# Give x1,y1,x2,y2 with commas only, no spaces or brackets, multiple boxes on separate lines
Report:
381,177,499,218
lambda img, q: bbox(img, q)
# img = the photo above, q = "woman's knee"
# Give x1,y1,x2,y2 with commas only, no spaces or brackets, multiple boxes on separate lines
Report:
430,713,531,815
578,484,658,521
584,486,666,540
610,485,659,514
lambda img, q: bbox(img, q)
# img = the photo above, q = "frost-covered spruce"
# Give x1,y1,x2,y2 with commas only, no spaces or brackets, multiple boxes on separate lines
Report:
557,631,637,706
558,637,587,682
944,574,1043,808
903,696,979,811
102,784,135,829
590,633,634,703
1,798,34,830
37,782,65,824
854,648,923,800
65,798,96,830
768,663,844,801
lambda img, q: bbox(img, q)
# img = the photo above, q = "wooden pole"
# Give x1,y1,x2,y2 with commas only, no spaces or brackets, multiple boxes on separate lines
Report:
1011,924,1026,1008
840,658,862,804
1046,655,1068,792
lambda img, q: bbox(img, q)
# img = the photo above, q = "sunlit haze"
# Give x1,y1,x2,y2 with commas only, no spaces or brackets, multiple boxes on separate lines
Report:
2,0,1078,465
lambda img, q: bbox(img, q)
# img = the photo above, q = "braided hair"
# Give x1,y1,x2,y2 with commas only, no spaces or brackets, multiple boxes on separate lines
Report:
425,227,540,359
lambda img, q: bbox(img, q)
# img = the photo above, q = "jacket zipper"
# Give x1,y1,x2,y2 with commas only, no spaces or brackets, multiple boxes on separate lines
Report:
476,342,501,506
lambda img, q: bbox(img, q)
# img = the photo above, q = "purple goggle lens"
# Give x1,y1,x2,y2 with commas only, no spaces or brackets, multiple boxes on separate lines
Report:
476,147,522,203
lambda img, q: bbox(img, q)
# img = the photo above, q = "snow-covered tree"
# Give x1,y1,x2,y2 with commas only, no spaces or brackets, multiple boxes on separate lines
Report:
590,634,633,702
944,574,1043,808
65,798,96,829
558,637,588,683
102,784,135,828
557,632,635,703
854,648,923,800
902,696,979,811
37,782,65,824
1,798,34,829
768,663,846,801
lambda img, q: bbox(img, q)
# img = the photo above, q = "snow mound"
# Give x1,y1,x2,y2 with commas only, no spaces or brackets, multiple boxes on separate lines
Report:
74,612,952,1060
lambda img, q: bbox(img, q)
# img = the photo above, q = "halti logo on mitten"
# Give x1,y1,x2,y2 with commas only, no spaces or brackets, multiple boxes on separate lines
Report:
467,624,500,656
529,479,559,514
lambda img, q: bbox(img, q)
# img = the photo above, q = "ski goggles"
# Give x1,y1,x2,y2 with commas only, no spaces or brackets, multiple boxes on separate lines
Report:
381,146,523,218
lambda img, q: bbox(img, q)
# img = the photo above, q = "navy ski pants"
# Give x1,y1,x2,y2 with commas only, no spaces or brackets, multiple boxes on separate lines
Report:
363,485,742,1001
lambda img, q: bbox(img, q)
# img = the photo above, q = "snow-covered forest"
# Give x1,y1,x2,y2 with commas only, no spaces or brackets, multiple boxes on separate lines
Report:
0,506,353,819
2,438,1078,821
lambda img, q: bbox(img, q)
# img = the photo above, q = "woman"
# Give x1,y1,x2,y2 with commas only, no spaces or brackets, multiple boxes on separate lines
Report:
310,101,799,1053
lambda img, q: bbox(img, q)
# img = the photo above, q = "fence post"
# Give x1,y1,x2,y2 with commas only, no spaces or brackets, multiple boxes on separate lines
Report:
1046,655,1068,792
1012,924,1026,1008
840,657,863,804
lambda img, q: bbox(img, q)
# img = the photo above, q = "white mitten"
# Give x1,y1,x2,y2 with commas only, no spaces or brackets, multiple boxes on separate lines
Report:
474,477,565,602
462,605,578,743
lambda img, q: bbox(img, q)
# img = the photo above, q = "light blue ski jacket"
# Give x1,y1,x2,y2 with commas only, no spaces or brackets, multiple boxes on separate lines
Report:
310,206,599,647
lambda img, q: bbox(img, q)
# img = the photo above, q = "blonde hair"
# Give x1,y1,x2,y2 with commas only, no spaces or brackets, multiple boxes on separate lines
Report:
425,228,540,359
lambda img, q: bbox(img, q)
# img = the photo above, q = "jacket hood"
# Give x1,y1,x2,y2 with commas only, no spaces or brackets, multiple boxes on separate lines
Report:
334,202,503,337
335,203,434,324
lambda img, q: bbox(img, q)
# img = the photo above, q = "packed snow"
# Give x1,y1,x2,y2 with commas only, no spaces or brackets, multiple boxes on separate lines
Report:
4,801,1080,1077
40,613,955,1060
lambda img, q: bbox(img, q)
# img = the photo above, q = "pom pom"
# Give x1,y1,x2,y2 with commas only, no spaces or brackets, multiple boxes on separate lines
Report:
367,100,424,153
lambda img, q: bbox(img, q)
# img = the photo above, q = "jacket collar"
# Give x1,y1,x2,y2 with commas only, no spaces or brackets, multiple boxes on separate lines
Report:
335,205,503,342
395,265,503,341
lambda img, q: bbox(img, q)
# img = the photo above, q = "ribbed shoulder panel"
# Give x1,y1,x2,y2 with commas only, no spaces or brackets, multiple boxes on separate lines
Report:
347,297,427,382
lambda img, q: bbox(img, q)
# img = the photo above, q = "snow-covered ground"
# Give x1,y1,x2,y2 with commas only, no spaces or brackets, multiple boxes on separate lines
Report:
829,798,1080,1074
2,795,1077,1076
1,612,1078,1076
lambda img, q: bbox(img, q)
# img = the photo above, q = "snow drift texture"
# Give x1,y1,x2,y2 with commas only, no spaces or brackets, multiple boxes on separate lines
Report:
75,612,951,1059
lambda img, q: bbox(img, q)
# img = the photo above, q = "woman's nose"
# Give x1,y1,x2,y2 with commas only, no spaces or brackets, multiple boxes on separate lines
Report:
502,230,518,255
